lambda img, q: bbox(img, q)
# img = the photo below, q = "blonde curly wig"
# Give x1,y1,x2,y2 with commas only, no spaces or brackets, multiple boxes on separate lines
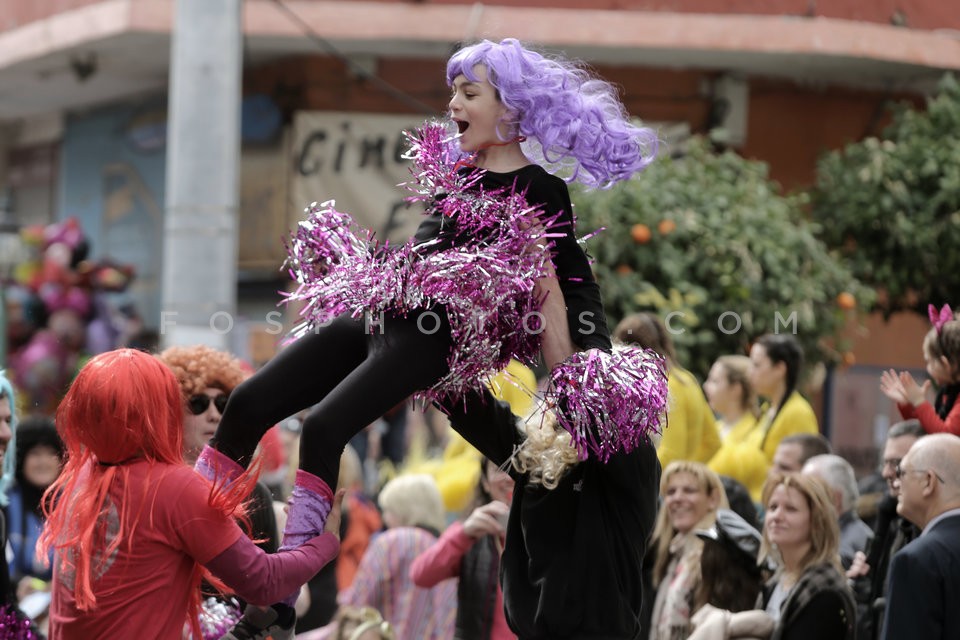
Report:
512,411,580,490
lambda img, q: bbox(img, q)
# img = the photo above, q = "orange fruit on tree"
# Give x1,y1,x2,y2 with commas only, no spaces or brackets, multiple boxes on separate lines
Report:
631,223,652,244
836,292,856,310
658,219,676,235
615,264,632,275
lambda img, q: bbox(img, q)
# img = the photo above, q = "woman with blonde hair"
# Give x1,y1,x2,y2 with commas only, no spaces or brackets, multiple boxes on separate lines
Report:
703,355,758,440
759,473,855,640
704,355,768,503
649,461,728,640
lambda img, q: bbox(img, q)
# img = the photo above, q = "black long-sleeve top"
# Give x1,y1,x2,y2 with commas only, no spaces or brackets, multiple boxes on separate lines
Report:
413,164,611,352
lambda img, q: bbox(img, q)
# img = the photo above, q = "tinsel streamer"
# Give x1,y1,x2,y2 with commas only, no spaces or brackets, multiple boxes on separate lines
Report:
546,346,669,462
0,606,37,640
283,120,558,402
185,596,243,640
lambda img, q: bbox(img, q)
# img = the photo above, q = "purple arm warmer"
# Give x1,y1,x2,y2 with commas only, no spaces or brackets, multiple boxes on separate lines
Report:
204,531,340,606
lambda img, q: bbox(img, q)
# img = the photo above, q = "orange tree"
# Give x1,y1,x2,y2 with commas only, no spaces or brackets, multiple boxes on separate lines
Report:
572,137,871,380
811,74,960,316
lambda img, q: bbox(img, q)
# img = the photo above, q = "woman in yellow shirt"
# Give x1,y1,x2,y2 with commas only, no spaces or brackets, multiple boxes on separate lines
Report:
703,355,769,502
708,336,818,503
613,313,721,469
703,355,758,441
745,333,819,464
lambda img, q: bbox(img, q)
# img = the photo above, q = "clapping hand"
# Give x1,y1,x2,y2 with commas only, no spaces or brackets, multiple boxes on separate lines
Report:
881,369,931,407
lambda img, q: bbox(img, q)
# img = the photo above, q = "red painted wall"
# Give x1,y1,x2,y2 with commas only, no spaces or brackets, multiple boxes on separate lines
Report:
5,0,958,34
355,0,959,30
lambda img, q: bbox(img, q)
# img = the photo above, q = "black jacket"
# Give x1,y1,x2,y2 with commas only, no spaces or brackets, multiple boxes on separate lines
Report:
882,513,960,640
762,562,855,640
446,390,660,640
413,165,611,352
853,494,918,640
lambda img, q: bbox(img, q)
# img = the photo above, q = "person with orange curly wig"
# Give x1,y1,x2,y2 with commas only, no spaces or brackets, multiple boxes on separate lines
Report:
157,345,247,466
158,344,297,633
38,349,344,640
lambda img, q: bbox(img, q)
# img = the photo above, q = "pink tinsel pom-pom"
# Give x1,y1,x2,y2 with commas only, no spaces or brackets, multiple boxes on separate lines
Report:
0,606,38,640
283,121,556,402
547,346,669,462
183,596,243,640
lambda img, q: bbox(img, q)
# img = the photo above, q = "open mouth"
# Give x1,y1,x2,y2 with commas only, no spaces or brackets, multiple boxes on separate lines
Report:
456,120,470,134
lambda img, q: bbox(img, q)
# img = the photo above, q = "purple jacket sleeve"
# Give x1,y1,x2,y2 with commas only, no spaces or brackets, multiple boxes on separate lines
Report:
204,532,340,606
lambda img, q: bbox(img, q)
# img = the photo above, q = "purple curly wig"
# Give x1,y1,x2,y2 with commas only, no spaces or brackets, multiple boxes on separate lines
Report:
446,38,658,189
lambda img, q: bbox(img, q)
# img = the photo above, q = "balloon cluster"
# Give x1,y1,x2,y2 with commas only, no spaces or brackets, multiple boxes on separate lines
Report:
4,217,135,414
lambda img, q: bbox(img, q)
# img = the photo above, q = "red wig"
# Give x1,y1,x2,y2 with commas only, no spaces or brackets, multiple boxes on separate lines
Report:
38,349,223,631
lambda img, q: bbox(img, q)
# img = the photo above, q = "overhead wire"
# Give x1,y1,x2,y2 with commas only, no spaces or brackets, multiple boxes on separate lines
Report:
266,0,440,115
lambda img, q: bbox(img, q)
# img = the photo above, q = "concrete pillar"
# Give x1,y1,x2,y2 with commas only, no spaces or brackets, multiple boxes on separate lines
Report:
160,0,242,350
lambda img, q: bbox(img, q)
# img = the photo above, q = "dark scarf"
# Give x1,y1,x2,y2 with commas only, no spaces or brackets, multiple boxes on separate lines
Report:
935,382,960,420
455,534,500,640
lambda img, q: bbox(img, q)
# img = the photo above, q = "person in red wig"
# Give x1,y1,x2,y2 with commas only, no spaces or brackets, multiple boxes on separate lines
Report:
37,349,344,640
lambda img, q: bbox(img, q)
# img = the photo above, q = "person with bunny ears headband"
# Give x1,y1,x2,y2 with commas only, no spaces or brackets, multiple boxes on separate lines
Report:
881,304,960,436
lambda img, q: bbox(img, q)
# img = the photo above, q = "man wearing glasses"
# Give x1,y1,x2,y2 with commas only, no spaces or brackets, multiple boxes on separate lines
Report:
881,433,960,640
848,420,923,639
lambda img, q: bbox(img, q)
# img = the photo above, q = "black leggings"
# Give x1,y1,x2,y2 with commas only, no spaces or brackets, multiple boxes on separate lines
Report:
211,310,453,489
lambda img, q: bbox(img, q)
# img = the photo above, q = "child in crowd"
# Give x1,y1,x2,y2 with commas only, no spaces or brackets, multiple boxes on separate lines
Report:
410,457,516,640
7,416,63,627
881,303,960,435
688,508,772,640
209,36,659,639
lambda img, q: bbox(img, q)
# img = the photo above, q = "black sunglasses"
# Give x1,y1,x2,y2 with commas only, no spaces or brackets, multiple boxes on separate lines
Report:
187,393,229,416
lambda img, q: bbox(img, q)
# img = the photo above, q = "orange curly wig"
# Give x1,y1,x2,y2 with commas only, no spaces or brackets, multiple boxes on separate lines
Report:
157,345,248,397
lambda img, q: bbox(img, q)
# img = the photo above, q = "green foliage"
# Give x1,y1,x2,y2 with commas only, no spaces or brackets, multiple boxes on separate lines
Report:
572,137,870,380
812,74,960,315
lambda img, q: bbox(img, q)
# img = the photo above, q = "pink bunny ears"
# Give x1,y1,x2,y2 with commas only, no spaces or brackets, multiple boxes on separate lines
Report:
929,304,954,334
